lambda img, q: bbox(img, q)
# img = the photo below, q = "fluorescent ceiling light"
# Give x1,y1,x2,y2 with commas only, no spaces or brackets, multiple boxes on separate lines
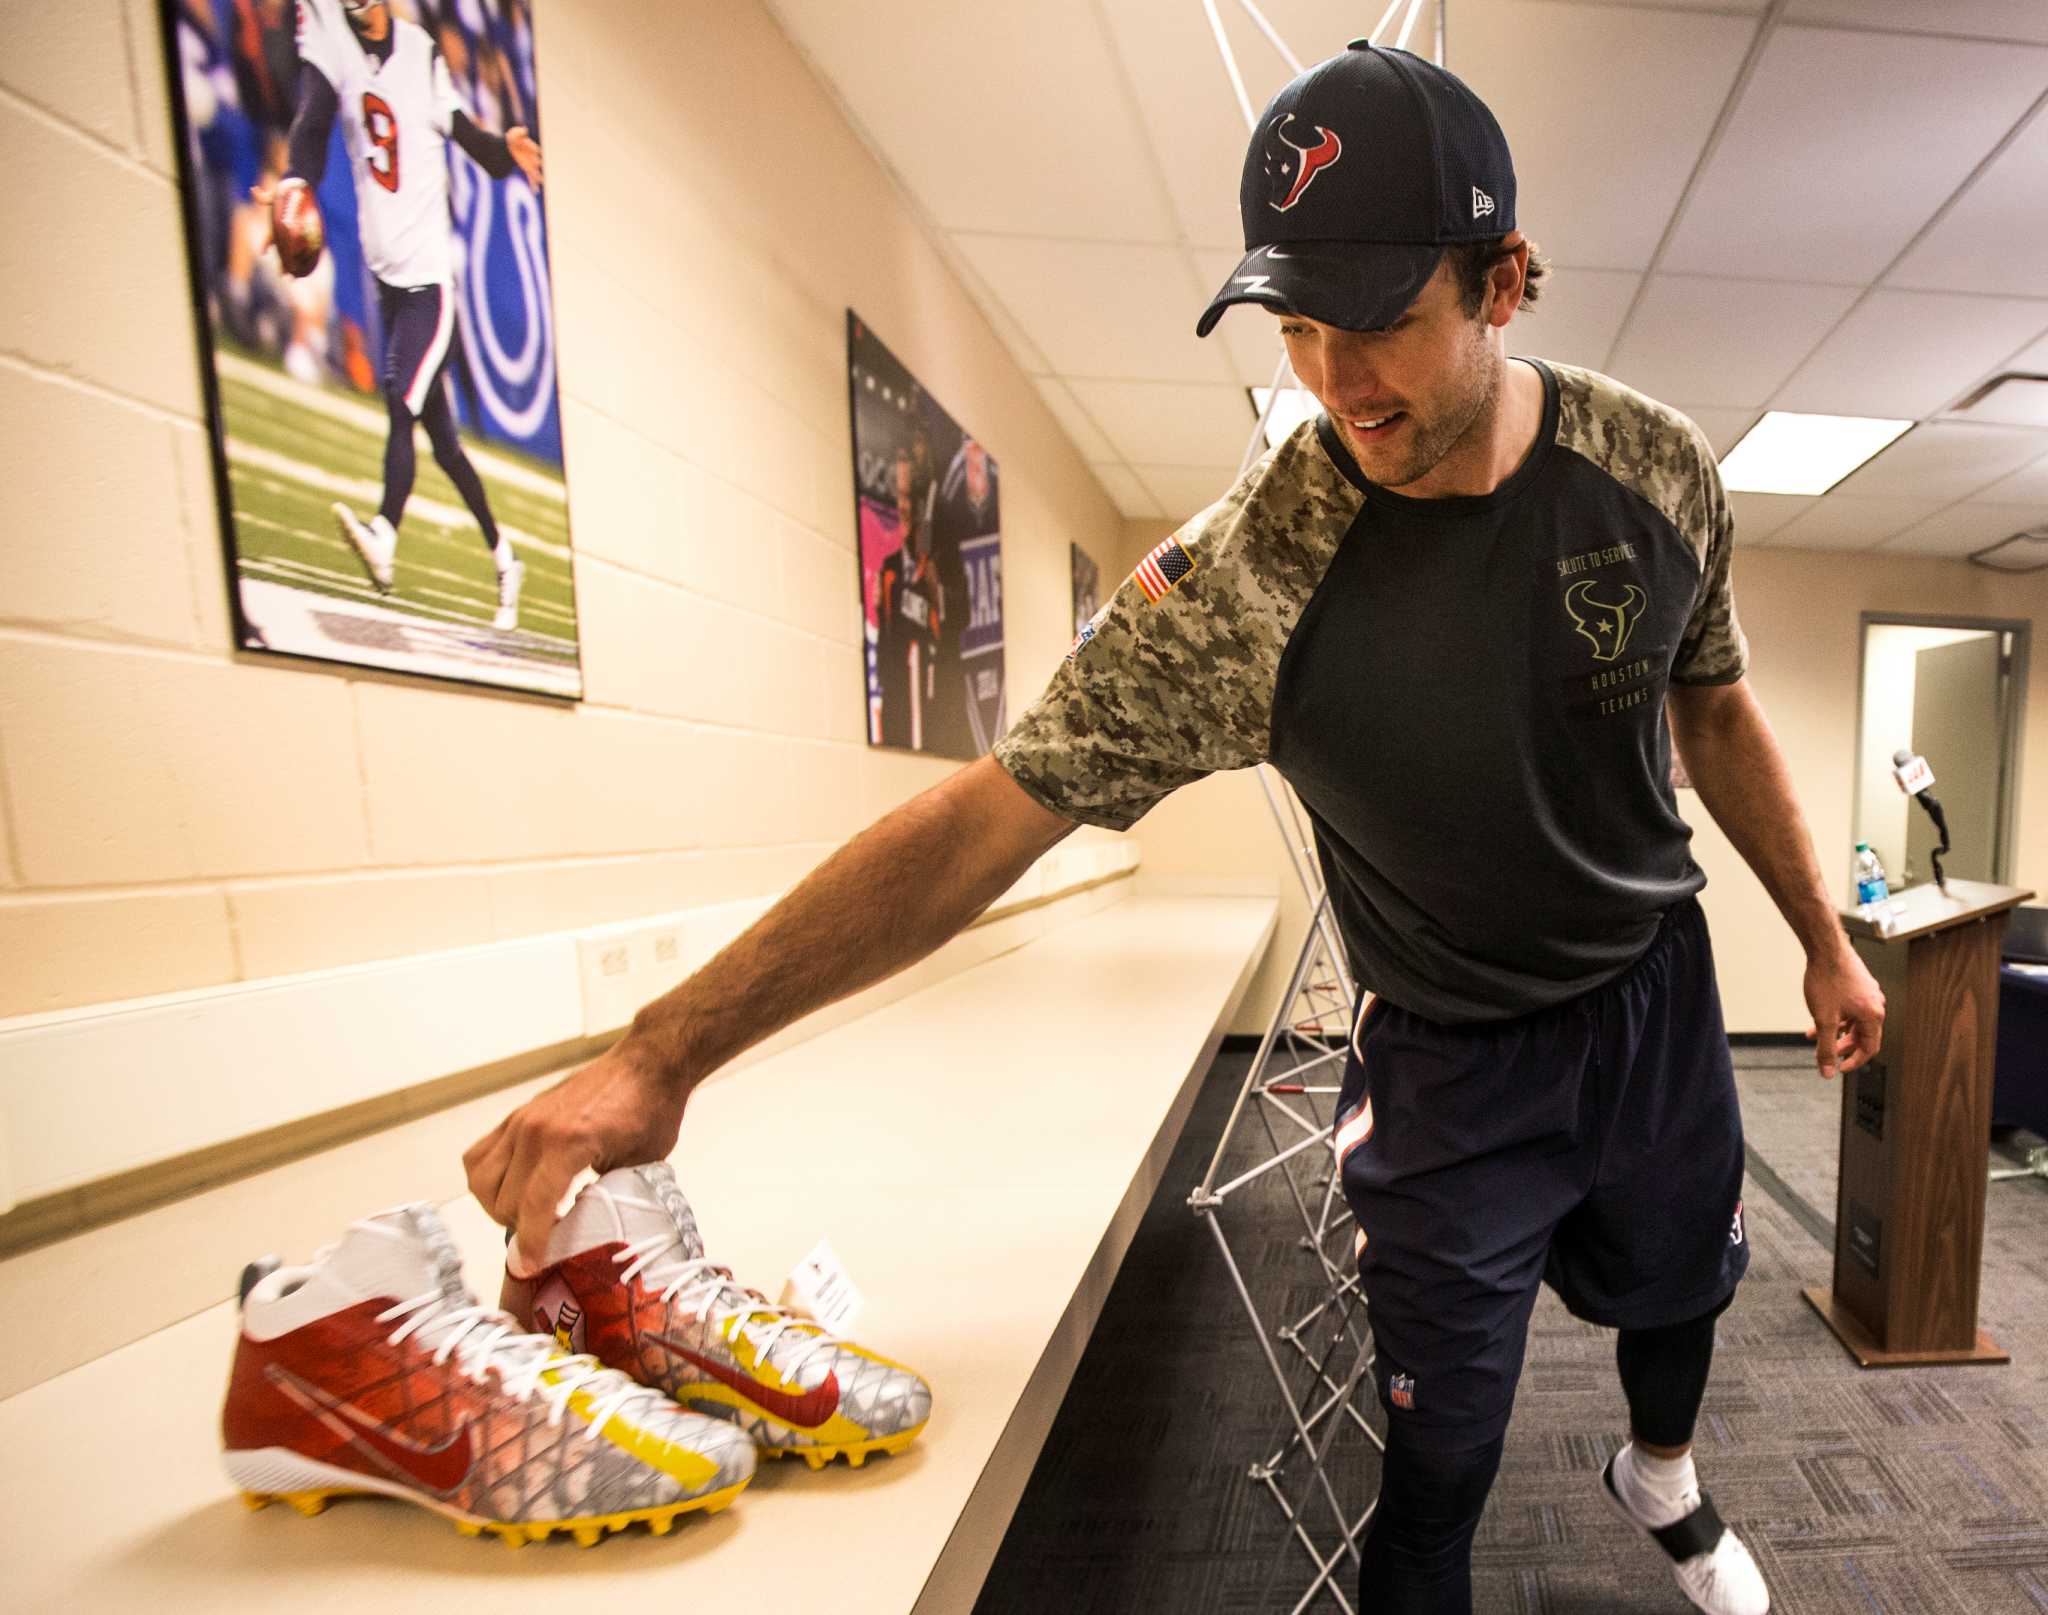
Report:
1250,386,1321,451
1719,411,1913,496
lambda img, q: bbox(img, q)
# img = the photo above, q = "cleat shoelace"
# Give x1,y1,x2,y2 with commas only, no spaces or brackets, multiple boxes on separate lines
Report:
375,1285,677,1442
612,1198,844,1381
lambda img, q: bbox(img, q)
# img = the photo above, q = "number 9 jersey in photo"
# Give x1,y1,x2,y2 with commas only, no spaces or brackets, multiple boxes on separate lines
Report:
295,0,465,289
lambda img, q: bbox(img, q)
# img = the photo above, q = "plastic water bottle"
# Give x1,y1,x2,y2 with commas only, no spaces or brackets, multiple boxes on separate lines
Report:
1854,842,1890,920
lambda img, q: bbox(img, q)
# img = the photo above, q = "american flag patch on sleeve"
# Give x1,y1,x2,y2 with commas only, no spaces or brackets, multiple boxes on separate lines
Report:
1133,535,1197,603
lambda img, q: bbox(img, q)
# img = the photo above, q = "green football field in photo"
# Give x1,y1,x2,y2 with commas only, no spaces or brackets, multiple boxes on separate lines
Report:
215,345,581,677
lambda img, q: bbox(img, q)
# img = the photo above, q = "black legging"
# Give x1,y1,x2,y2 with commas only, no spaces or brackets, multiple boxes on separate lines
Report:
1358,1300,1724,1613
380,379,501,552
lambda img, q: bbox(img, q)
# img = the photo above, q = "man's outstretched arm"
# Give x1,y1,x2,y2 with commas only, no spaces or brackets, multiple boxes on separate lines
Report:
465,754,1076,1266
1666,678,1884,1080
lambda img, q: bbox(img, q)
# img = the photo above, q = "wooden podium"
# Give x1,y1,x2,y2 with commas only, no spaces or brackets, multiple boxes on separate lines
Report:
1803,878,2034,1367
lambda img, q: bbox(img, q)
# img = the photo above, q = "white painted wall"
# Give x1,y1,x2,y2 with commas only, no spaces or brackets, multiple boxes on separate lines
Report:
0,0,1131,1025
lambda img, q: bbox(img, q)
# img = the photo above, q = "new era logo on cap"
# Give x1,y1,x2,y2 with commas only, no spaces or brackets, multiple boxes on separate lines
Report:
1472,186,1495,219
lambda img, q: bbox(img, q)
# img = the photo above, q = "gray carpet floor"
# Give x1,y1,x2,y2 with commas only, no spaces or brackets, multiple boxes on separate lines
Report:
973,1042,2048,1614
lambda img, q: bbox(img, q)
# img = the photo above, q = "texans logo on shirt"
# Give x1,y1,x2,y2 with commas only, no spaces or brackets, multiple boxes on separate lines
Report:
1564,579,1647,663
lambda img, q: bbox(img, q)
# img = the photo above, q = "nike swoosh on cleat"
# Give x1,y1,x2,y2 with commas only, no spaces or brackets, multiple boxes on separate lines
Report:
269,1365,474,1493
650,1331,841,1428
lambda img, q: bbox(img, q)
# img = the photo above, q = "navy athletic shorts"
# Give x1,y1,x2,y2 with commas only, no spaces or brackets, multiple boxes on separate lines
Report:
377,278,454,417
1334,896,1748,1449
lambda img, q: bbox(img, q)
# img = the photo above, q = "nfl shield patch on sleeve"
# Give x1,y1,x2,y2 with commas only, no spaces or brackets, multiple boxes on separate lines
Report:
1390,1373,1415,1410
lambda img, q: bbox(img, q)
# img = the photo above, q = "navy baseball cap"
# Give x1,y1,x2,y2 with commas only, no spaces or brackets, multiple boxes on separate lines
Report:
1196,42,1517,337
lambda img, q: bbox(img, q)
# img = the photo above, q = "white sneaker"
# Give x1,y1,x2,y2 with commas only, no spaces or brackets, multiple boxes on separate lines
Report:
332,502,395,592
493,558,525,631
1602,1445,1769,1615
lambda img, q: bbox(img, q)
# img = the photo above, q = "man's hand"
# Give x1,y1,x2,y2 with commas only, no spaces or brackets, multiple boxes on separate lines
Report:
507,126,543,188
463,1037,682,1270
1802,943,1884,1080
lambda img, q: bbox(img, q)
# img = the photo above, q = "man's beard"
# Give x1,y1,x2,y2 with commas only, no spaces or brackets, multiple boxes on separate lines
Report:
1349,327,1500,490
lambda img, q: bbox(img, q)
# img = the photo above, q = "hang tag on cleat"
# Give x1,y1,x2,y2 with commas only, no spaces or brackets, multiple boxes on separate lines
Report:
779,1238,864,1334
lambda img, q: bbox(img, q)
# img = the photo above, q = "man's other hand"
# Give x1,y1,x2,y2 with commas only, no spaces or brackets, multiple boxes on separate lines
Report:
463,1038,681,1271
1803,945,1885,1081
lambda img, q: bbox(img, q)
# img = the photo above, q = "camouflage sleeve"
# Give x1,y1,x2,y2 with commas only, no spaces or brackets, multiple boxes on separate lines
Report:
994,496,1272,831
1670,437,1749,686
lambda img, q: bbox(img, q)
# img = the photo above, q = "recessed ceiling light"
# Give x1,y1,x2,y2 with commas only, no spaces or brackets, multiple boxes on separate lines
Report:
1719,411,1914,496
1948,373,2048,428
1250,386,1321,452
1970,525,2048,573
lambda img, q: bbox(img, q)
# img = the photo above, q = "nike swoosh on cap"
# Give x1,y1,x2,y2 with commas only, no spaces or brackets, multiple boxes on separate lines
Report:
271,1365,474,1493
651,1332,841,1428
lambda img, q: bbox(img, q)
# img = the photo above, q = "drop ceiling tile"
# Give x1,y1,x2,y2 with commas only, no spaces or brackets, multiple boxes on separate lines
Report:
1788,0,2048,44
1889,104,2048,296
1663,28,2048,282
1032,377,1117,464
1088,462,1165,519
946,249,1050,377
1095,0,1291,252
1449,2,1755,270
1831,421,2048,501
1192,247,1295,391
768,0,1177,240
952,236,1235,385
1972,446,2048,504
1605,277,1861,407
1516,0,1764,9
1132,464,1245,522
1067,379,1257,468
1510,268,1640,373
1729,493,1815,544
1676,406,1760,459
1769,495,1943,552
1773,290,2048,418
1880,503,2046,559
2003,332,2048,373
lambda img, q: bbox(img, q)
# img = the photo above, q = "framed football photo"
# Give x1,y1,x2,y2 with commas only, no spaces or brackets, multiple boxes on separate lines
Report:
846,313,1005,760
160,0,582,697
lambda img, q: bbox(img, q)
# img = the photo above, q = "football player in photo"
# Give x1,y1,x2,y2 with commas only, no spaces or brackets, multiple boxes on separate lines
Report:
258,0,543,632
874,440,945,751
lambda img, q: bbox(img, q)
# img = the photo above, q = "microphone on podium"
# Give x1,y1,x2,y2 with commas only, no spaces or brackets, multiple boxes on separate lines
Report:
1891,748,1951,893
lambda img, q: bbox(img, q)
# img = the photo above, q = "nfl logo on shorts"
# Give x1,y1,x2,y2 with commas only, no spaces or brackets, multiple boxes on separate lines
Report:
1390,1373,1415,1410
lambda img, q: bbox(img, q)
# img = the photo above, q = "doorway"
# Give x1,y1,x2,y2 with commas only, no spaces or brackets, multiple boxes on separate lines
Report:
1853,616,2028,893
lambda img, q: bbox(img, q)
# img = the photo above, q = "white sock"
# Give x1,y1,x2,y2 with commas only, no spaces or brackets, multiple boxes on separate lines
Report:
371,514,398,549
1618,1441,1700,1528
493,539,516,575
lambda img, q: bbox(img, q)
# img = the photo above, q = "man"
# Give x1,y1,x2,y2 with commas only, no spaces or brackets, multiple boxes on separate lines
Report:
262,0,541,631
467,43,1882,1615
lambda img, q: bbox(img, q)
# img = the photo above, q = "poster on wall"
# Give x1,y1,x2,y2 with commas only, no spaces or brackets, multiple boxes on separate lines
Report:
160,0,581,697
846,312,1005,759
1071,544,1100,637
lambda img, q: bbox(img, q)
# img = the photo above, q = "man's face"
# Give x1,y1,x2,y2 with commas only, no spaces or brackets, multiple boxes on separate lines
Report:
1274,254,1510,496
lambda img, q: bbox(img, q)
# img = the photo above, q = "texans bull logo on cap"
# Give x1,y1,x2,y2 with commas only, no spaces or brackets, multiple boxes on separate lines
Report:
1266,114,1344,212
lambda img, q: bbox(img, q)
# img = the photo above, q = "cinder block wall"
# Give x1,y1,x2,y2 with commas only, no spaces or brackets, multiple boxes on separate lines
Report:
0,0,1128,1018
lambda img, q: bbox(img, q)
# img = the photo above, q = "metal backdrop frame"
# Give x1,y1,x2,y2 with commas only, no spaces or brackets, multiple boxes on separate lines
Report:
1185,4,1445,1608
